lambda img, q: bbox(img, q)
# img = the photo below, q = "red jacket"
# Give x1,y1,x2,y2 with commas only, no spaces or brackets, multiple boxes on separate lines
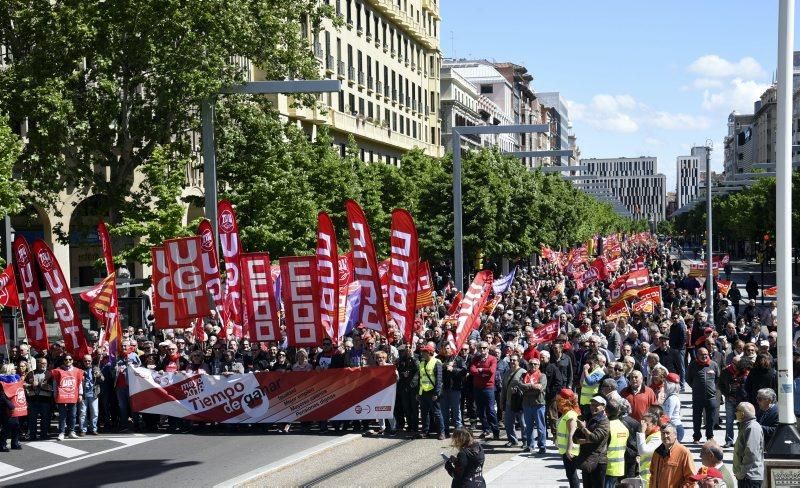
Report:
469,354,497,389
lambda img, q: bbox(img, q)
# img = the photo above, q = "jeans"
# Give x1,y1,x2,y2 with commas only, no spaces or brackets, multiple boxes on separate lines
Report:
725,399,738,443
605,476,619,488
503,408,524,444
57,403,77,435
28,399,52,439
562,453,580,488
79,396,99,433
523,404,546,449
419,392,444,434
475,388,498,435
675,423,685,443
677,348,686,387
738,480,762,488
692,396,718,441
440,389,462,434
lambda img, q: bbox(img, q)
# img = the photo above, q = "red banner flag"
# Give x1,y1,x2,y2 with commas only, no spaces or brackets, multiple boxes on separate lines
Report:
218,200,244,337
240,253,280,342
316,212,340,341
716,280,732,296
416,261,434,309
1,381,27,417
529,320,560,346
388,209,419,344
164,236,211,321
151,246,186,329
549,279,565,299
198,219,227,326
606,300,631,321
764,286,777,297
447,292,463,315
280,256,324,348
582,257,608,286
610,268,650,303
12,237,48,352
97,221,122,362
0,265,19,308
483,294,502,314
345,200,387,335
32,240,90,358
449,270,493,352
636,285,662,305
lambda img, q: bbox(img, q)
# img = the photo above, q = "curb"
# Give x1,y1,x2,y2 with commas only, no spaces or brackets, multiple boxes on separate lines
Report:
213,434,361,488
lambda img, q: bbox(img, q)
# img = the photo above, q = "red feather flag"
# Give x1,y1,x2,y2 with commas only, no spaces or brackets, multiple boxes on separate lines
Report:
388,209,419,344
316,212,340,341
13,237,49,352
345,200,387,335
280,256,324,348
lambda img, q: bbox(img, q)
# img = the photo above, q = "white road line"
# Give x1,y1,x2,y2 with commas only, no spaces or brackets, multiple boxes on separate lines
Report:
26,441,88,458
0,462,22,477
214,434,361,488
483,453,527,484
0,434,170,484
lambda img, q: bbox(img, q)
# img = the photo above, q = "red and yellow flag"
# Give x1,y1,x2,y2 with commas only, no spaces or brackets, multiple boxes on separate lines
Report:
716,280,732,296
764,286,777,297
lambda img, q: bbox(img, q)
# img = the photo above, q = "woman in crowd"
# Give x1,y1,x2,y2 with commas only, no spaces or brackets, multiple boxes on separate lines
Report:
292,349,313,372
661,373,683,441
555,389,581,488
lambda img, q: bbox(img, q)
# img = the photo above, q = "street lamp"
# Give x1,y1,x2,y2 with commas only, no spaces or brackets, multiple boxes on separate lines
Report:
201,80,342,241
450,123,549,290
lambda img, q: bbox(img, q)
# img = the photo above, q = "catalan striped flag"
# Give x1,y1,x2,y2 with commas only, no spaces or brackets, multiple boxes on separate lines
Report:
80,273,116,320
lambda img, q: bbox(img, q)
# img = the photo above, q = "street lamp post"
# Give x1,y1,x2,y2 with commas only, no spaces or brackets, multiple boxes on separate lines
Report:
703,141,714,320
766,0,800,461
450,124,549,290
201,80,341,241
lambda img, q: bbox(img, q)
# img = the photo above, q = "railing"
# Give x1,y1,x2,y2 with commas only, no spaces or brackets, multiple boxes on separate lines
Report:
337,61,345,78
358,71,365,85
326,55,334,71
348,66,356,81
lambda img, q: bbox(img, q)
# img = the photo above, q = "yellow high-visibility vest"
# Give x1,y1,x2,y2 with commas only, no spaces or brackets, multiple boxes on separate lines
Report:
639,432,660,486
556,410,580,456
579,367,604,405
606,419,629,477
418,358,440,395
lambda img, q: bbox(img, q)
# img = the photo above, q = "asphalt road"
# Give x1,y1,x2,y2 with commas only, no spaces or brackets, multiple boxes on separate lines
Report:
0,431,336,488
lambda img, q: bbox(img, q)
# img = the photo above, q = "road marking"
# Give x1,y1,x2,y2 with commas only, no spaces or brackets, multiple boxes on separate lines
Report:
213,434,361,488
483,453,527,484
0,462,22,477
27,441,88,458
0,434,170,484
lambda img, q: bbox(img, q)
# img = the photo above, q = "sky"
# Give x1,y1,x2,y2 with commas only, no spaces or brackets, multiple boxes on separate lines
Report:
440,0,796,193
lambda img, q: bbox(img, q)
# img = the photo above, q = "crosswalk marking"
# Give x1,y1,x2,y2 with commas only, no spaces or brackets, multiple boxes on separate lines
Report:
27,441,89,458
0,462,22,477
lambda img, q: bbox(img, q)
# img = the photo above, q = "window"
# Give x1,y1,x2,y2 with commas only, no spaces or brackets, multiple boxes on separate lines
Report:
338,90,345,112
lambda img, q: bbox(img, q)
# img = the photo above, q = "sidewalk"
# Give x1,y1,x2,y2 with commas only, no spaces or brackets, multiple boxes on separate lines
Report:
485,387,733,487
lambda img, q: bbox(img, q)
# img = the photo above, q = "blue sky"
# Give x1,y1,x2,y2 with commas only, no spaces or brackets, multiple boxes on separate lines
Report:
440,0,795,192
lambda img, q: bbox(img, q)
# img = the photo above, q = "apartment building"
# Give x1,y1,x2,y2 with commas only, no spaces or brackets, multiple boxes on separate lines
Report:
266,0,444,165
579,157,667,224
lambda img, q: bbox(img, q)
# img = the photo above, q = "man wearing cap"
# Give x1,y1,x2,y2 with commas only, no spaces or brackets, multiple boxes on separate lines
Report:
417,343,444,440
469,341,500,440
649,422,696,488
699,440,736,488
573,395,610,488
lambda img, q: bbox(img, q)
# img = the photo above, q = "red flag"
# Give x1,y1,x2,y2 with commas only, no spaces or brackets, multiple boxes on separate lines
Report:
483,294,502,314
1,381,26,417
388,209,419,344
636,286,662,305
549,279,565,299
610,268,650,303
240,253,280,342
529,320,559,346
583,257,608,286
218,200,244,338
316,212,340,341
79,273,116,322
764,286,777,297
416,261,434,309
32,240,90,358
716,280,732,296
280,256,324,347
97,221,122,362
448,270,493,352
151,246,188,329
198,219,228,326
0,265,19,308
447,292,463,315
345,200,387,335
193,317,207,342
12,236,48,352
164,236,211,321
606,300,631,320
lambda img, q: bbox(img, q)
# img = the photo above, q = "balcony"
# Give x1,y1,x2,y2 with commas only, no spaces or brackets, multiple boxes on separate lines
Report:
357,71,365,88
410,62,416,72
325,55,334,74
357,27,363,37
337,61,345,79
376,80,383,96
348,66,356,84
399,91,404,106
406,95,411,107
392,89,398,103
366,32,372,42
383,43,388,53
330,109,429,152
314,42,323,61
391,49,396,58
384,84,390,98
367,76,374,91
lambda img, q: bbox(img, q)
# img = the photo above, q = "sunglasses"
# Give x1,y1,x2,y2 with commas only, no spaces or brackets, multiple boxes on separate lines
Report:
65,358,73,361
614,367,624,371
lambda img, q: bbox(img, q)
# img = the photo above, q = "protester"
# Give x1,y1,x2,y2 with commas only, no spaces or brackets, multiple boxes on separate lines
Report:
754,388,778,447
719,355,749,448
555,389,581,488
500,353,525,447
648,422,696,488
661,372,684,441
0,364,21,451
733,402,764,487
699,440,737,488
78,354,103,436
574,396,610,488
621,370,657,422
418,344,445,440
604,399,629,488
440,343,466,437
687,347,720,444
636,412,663,487
24,357,52,441
469,342,499,440
519,357,547,454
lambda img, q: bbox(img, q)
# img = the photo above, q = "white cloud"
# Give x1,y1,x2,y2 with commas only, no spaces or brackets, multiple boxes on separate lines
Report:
644,137,665,146
701,78,771,112
649,112,711,130
688,55,767,79
682,78,725,91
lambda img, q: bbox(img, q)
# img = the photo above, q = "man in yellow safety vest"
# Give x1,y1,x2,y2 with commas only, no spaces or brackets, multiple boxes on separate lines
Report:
417,343,444,440
605,399,630,487
579,352,606,418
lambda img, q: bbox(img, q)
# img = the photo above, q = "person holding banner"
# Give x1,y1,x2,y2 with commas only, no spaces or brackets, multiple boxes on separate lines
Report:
0,365,22,451
51,355,84,441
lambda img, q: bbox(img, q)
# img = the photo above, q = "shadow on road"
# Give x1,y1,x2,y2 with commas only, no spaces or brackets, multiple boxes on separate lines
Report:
6,460,201,488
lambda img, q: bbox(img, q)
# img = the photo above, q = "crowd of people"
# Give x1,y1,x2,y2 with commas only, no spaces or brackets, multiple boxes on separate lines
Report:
1,235,799,488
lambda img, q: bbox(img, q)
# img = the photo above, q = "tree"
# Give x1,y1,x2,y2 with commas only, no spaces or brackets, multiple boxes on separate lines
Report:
0,0,333,223
0,115,24,218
